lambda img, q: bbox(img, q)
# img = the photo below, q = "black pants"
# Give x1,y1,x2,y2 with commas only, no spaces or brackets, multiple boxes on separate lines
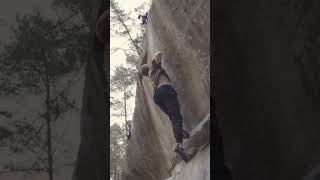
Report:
153,85,183,143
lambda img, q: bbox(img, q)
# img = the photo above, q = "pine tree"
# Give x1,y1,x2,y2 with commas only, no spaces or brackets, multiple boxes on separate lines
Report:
0,9,88,180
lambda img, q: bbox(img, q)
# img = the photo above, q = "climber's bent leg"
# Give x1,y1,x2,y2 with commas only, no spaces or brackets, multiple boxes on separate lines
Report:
154,85,184,143
153,94,169,116
160,85,183,143
155,93,189,139
170,114,183,143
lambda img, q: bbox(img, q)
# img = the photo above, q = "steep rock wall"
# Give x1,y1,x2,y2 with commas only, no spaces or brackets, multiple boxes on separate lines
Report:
213,1,320,180
123,0,210,179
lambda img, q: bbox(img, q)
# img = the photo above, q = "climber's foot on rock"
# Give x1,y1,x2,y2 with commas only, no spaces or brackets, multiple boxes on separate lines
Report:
183,130,190,139
174,143,191,163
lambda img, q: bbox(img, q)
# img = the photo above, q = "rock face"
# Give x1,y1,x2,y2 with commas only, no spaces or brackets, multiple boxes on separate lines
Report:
213,1,320,180
122,0,210,179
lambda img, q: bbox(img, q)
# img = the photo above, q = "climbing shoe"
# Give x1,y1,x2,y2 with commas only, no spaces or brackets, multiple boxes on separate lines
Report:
174,143,184,152
183,130,190,139
174,143,191,163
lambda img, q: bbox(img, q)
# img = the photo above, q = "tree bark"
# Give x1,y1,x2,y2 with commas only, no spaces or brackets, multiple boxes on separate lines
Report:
44,50,54,180
124,89,128,132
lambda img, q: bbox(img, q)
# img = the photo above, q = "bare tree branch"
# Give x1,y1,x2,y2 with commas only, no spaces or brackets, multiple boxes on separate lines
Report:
0,168,46,176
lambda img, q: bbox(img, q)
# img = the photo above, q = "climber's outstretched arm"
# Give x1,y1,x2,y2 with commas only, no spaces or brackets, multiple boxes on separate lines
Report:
152,58,160,64
140,51,163,77
153,51,162,64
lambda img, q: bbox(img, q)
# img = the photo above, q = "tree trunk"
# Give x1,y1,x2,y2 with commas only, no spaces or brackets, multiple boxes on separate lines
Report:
46,109,53,180
42,48,54,180
113,155,118,180
45,68,54,180
118,18,141,56
124,89,128,131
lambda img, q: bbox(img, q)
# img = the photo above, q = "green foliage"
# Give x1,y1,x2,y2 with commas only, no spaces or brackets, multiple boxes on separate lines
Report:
110,0,132,31
110,0,148,55
110,65,136,121
110,123,127,180
1,9,88,95
0,114,49,174
52,0,100,22
134,0,152,16
125,52,141,72
0,8,86,178
111,66,135,90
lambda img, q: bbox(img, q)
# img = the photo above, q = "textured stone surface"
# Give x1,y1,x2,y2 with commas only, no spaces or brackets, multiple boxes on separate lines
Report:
122,0,210,179
213,1,320,180
170,145,210,180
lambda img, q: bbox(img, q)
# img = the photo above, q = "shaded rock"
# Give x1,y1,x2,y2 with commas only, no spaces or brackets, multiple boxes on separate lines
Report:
72,1,108,180
213,1,320,180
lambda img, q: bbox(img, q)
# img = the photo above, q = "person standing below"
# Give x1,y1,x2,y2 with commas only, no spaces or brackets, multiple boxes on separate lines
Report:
140,51,189,154
127,124,132,141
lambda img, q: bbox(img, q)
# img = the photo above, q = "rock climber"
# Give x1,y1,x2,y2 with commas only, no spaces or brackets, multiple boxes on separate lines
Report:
127,124,132,140
138,12,148,25
140,51,189,155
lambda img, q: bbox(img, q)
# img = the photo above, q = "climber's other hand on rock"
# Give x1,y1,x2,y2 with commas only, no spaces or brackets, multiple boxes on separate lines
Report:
140,64,150,77
154,51,162,64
